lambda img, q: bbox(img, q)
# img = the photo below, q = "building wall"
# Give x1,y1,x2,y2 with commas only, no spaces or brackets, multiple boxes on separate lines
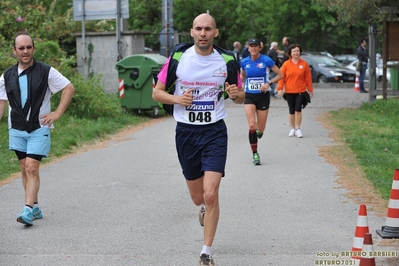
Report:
73,31,148,93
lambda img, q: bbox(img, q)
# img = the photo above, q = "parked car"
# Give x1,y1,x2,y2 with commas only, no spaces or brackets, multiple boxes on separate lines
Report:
303,51,333,58
345,58,390,82
333,54,357,65
300,54,356,83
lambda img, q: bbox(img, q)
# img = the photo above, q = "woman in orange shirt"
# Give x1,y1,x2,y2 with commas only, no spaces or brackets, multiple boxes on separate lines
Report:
277,44,313,138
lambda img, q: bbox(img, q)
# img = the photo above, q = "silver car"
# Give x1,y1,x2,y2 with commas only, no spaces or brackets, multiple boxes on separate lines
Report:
334,54,357,65
345,58,390,82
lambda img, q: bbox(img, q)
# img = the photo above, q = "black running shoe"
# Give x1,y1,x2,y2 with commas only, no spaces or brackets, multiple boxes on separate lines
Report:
199,253,214,266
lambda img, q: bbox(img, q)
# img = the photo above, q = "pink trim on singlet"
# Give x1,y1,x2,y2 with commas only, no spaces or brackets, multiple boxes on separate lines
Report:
157,58,170,85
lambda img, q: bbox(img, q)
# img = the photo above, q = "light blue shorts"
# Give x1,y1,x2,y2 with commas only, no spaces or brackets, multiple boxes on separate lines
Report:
9,127,51,157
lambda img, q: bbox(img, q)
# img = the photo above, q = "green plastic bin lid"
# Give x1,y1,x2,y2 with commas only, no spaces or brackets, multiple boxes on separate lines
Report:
115,54,167,69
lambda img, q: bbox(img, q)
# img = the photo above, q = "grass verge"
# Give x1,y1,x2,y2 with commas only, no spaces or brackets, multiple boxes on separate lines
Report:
324,98,399,200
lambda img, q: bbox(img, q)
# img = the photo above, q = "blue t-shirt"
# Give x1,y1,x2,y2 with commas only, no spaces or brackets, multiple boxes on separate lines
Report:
241,54,275,94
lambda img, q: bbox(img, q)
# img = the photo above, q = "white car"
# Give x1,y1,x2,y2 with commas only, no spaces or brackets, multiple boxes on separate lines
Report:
345,58,390,82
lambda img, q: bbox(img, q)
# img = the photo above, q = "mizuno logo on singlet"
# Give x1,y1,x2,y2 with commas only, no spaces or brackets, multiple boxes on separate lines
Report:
186,101,215,111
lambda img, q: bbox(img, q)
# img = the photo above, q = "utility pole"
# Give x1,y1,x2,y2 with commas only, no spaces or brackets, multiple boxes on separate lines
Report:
82,0,86,63
116,0,122,61
165,0,169,57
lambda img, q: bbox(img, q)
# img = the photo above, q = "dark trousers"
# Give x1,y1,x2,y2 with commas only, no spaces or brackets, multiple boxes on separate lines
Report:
359,62,368,91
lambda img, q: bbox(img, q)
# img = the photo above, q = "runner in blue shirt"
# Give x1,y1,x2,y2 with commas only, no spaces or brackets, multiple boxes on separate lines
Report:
240,38,283,165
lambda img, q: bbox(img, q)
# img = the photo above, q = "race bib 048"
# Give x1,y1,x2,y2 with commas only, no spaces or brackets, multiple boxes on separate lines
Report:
184,100,216,125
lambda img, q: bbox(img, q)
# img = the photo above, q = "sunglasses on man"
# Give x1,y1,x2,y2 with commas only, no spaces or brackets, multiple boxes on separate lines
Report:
15,46,33,51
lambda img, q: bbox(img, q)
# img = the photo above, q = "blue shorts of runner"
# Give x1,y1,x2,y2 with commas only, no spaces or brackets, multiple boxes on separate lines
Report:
9,127,51,158
175,119,227,181
244,92,270,110
284,93,304,114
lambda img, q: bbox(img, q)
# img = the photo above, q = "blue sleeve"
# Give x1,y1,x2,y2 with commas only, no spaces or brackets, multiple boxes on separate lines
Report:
240,57,247,69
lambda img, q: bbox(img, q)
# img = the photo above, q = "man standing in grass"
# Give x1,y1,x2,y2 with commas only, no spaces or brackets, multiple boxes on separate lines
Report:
357,38,369,93
0,33,75,226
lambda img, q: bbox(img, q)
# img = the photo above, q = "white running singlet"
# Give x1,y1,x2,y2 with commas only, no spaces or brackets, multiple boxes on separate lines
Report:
173,46,229,125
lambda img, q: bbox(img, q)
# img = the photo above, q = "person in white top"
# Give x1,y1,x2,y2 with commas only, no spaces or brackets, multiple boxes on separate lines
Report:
153,13,244,266
0,33,75,226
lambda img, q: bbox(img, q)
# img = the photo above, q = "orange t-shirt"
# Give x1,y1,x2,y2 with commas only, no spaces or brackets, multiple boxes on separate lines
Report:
277,58,313,93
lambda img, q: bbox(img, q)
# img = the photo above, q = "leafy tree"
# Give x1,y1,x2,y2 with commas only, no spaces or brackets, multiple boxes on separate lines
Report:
0,0,47,41
171,0,373,54
316,0,398,53
316,0,399,26
1,0,397,67
128,0,163,50
0,0,119,58
260,0,368,54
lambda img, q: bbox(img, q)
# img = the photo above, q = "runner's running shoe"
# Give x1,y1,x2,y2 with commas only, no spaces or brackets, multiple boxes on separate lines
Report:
17,207,33,226
199,253,215,266
32,206,43,220
253,152,261,166
256,129,263,139
295,129,303,138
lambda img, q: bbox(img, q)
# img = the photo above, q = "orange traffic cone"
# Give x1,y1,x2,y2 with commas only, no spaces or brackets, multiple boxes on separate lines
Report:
352,204,370,265
376,169,399,238
359,233,376,266
354,74,360,92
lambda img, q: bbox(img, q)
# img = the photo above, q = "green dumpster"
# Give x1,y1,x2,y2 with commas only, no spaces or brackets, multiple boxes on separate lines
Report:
115,54,167,117
391,67,398,90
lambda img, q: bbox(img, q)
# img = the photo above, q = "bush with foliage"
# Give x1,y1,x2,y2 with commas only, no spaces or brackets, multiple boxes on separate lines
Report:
0,0,125,120
52,72,123,119
0,38,123,120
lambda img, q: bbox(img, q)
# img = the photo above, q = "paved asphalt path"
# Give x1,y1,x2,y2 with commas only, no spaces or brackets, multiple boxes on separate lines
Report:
1,87,397,266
